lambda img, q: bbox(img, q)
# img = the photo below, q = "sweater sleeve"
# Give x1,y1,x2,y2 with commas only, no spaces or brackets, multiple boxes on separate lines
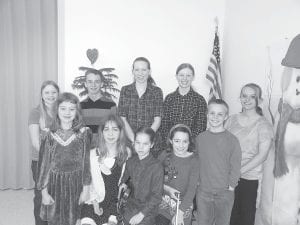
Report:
229,138,242,188
141,163,164,216
180,157,200,212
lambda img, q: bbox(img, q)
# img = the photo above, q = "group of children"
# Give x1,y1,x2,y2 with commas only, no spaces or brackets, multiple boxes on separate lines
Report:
29,57,274,225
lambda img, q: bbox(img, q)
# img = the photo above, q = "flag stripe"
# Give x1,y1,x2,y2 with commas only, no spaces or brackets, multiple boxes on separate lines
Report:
207,62,221,94
206,73,221,96
207,67,222,97
205,31,222,100
210,58,218,68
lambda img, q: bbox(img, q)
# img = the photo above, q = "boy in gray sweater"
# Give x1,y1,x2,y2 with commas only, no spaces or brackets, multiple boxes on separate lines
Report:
195,99,241,225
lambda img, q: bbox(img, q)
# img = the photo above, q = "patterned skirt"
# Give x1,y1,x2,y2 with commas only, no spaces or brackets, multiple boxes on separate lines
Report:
40,169,83,225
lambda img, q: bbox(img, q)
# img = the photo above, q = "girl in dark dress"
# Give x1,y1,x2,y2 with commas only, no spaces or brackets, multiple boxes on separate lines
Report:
80,114,131,225
37,92,92,225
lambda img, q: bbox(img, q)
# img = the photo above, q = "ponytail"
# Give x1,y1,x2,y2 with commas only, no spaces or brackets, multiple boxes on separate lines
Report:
132,56,156,86
254,93,263,116
147,76,156,86
256,106,263,116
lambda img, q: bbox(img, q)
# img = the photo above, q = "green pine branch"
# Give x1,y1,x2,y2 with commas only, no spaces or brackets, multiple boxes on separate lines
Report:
72,49,120,100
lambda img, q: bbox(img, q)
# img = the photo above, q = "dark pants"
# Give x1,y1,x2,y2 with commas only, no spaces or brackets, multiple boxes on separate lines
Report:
31,160,48,225
230,178,258,225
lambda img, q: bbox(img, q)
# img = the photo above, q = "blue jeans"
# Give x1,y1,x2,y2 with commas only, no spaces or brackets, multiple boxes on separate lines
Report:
196,189,234,225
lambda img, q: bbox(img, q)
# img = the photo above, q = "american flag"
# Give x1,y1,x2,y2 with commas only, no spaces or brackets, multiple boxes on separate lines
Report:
206,31,222,100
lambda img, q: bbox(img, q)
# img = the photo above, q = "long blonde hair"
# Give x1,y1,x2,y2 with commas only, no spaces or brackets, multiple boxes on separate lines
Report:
39,80,59,129
240,83,263,116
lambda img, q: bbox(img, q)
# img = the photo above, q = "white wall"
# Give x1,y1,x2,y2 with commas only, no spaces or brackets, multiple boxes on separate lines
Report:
58,0,300,117
58,0,226,102
223,0,300,116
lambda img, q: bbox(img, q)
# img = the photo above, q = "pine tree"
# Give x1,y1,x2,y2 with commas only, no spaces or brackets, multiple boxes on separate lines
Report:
72,49,120,99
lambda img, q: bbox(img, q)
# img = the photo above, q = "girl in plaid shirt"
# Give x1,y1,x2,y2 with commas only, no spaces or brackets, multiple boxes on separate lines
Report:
118,57,163,156
161,63,207,145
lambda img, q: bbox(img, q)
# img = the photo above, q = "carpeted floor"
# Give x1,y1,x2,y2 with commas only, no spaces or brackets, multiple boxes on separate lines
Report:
0,189,34,225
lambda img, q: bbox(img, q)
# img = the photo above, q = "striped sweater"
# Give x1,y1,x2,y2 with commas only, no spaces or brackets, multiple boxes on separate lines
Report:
80,96,117,133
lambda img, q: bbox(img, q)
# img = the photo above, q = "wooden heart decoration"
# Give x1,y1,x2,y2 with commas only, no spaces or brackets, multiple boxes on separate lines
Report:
86,48,98,65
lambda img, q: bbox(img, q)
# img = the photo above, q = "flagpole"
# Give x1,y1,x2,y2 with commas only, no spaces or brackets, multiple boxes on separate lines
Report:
214,17,219,34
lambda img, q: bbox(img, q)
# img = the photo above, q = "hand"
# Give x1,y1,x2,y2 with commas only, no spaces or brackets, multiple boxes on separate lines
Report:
118,183,128,200
172,209,184,225
129,212,144,225
107,215,118,225
93,202,103,216
228,186,235,191
165,185,180,200
79,186,90,204
41,190,54,205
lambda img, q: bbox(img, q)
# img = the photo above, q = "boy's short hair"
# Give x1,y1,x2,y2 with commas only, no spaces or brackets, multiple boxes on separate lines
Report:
208,98,229,114
85,69,102,80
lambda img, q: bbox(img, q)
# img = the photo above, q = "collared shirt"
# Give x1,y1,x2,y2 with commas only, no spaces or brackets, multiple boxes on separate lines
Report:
161,88,207,140
80,96,117,133
121,154,164,216
118,82,163,132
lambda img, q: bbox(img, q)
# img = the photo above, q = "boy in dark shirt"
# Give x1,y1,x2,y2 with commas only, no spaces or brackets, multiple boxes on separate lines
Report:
80,70,117,134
